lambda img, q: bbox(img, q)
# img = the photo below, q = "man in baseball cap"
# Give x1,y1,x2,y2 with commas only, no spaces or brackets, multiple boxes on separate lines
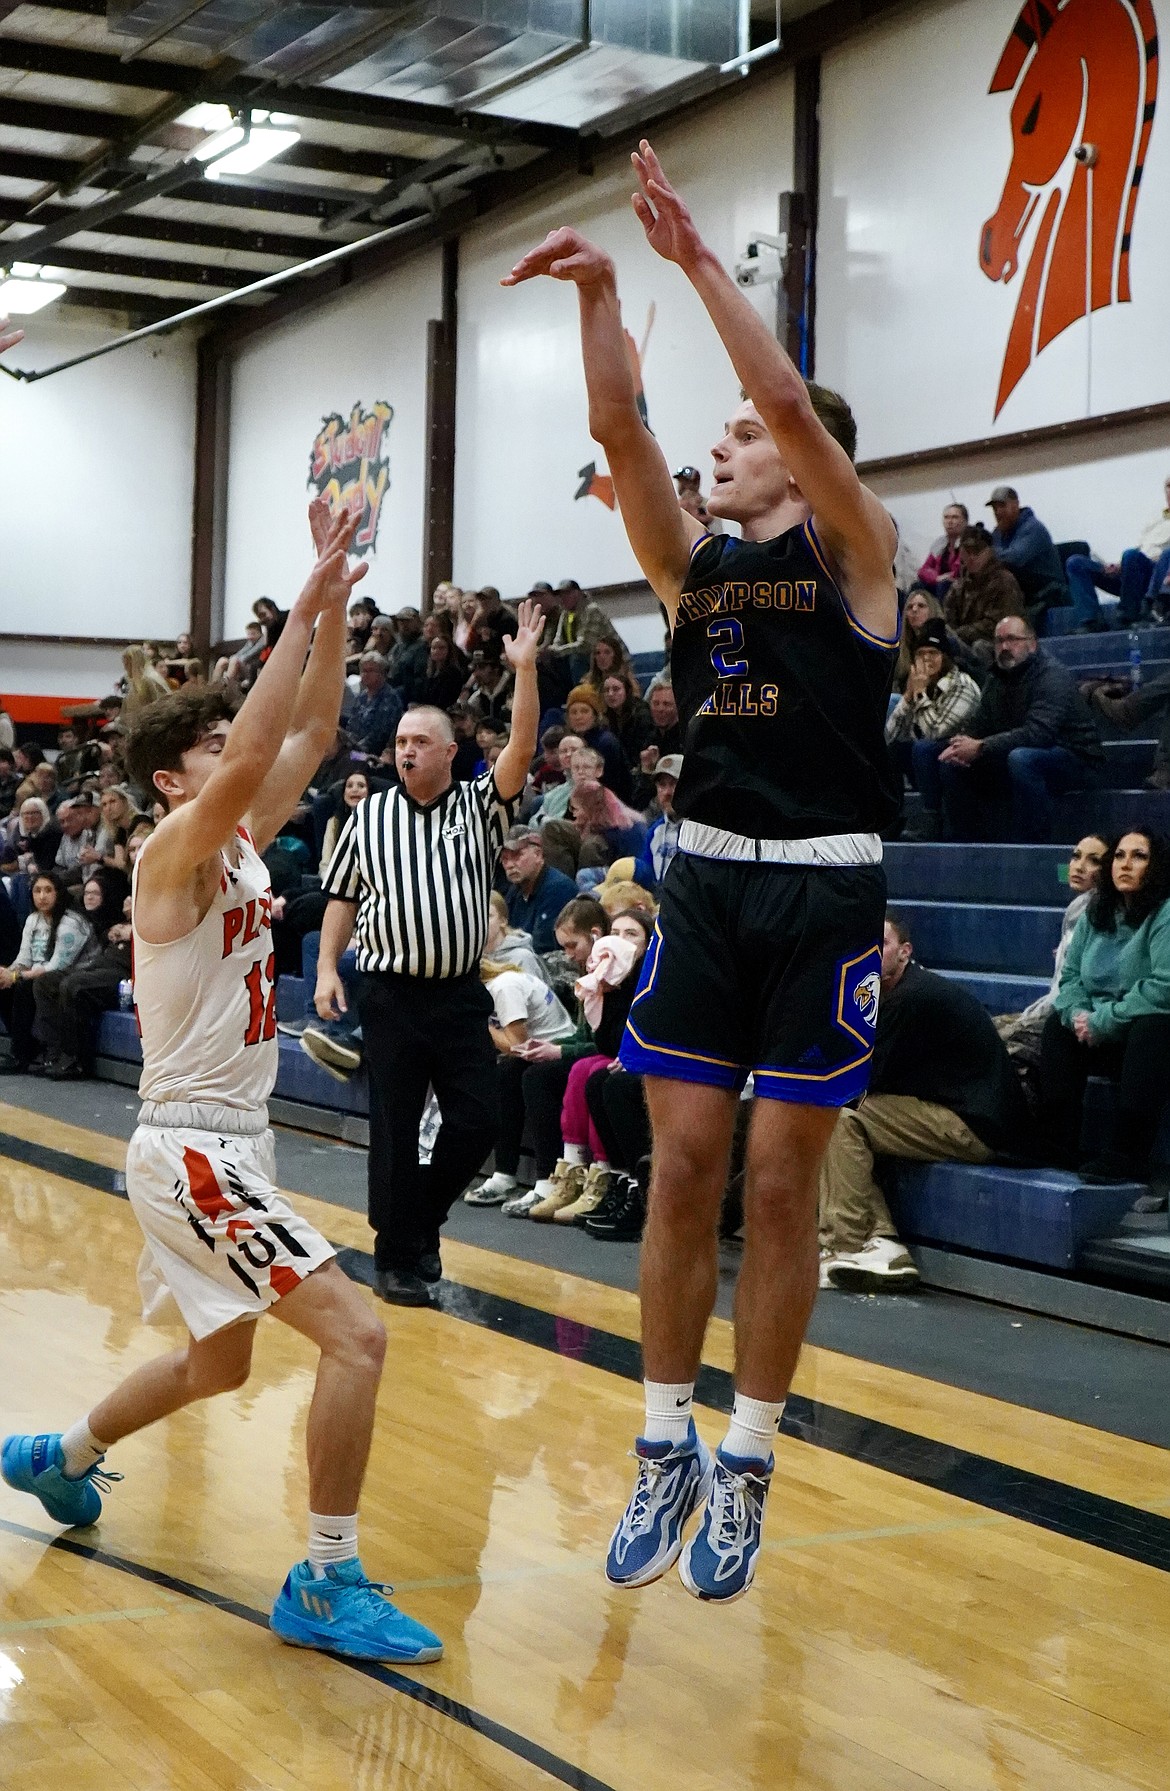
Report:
499,823,577,953
985,485,1066,604
641,753,685,887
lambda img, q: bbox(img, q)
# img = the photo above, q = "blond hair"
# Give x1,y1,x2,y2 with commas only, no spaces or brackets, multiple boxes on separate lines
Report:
480,957,521,982
599,880,657,918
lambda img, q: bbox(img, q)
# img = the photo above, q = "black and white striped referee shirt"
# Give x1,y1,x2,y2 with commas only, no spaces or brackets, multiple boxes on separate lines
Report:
320,773,515,979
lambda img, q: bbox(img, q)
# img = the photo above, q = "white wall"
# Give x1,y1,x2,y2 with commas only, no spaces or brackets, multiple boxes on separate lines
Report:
0,311,197,644
222,250,442,634
0,641,124,704
817,0,1170,455
871,417,1170,574
454,75,794,595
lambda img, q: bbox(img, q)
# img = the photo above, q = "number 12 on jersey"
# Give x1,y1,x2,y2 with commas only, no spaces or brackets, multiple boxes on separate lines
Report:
243,954,277,1047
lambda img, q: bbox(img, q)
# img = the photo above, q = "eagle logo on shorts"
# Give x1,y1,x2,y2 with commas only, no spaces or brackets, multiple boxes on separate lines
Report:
853,972,881,1030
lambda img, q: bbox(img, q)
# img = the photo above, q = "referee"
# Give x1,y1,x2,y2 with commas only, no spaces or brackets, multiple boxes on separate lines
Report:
316,600,546,1305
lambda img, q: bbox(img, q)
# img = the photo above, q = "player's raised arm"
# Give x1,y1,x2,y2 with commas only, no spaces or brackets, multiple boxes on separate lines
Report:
503,229,703,619
140,509,361,882
247,499,367,852
630,139,897,642
493,599,546,800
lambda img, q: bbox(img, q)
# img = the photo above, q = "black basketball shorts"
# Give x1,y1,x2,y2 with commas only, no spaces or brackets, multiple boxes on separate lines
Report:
618,852,886,1106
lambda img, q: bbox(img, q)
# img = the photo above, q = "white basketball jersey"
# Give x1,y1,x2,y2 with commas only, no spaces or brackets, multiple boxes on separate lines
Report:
132,825,278,1112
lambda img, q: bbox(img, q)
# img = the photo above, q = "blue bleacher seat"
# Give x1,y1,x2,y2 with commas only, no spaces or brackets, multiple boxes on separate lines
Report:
887,1162,1142,1270
889,899,1062,976
1099,740,1156,786
885,843,1069,906
938,969,1049,1014
95,1009,368,1117
1052,787,1170,836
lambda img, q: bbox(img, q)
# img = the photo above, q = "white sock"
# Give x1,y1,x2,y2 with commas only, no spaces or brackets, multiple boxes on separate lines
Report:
482,1170,517,1193
59,1418,109,1480
643,1380,694,1446
308,1512,359,1575
722,1395,784,1464
530,1178,554,1200
561,1144,587,1167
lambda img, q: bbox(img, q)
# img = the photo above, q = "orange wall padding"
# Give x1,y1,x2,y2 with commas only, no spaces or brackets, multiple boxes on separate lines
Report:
2,695,95,726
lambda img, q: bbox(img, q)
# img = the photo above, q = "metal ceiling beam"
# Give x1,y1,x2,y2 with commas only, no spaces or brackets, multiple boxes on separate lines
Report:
59,284,192,323
0,38,422,180
214,75,572,150
0,146,355,223
0,192,346,261
0,154,200,258
326,143,490,230
10,240,260,288
0,31,204,92
0,37,574,150
0,92,148,144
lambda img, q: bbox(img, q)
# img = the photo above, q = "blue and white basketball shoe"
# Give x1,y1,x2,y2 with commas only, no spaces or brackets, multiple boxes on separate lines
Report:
678,1447,773,1603
270,1559,443,1663
605,1420,713,1588
1,1432,120,1527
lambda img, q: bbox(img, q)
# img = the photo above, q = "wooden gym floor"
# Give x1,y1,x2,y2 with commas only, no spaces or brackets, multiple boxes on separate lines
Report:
1,1097,1169,1791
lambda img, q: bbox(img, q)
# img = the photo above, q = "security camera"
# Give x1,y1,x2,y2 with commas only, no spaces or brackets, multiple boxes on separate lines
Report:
1074,143,1098,166
734,232,787,288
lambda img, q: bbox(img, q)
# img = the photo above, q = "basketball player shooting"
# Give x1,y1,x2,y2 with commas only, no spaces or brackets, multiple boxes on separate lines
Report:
504,140,900,1601
2,502,444,1665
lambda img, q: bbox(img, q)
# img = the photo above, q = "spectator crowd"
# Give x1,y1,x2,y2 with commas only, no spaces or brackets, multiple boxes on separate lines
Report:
3,486,1169,1281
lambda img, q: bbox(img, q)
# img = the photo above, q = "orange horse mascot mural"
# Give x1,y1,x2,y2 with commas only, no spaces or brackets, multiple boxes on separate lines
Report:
980,0,1159,417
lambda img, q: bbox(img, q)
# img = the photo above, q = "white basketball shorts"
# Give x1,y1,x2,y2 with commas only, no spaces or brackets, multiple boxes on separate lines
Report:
126,1105,335,1341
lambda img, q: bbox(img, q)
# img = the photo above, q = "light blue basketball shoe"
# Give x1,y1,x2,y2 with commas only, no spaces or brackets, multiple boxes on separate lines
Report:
270,1559,443,1663
605,1420,713,1588
1,1432,121,1527
678,1447,773,1603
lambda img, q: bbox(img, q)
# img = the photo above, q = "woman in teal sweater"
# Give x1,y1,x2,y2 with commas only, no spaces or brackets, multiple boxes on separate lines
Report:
1038,830,1170,1183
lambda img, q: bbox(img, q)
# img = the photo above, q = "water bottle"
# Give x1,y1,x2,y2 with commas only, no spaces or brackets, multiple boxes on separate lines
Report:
118,979,134,1012
1128,631,1142,690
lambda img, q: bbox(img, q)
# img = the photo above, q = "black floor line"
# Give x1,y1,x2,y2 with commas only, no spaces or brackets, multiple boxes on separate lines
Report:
0,1517,616,1791
6,1128,1170,1579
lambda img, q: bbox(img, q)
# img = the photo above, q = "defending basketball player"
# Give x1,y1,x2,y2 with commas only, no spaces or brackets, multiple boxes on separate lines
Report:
2,503,443,1665
504,141,900,1601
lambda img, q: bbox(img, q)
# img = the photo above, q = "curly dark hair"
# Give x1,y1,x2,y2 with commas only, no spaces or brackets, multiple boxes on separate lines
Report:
122,686,240,811
1087,831,1170,932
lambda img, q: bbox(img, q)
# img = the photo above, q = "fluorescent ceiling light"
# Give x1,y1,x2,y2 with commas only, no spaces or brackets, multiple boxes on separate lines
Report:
194,123,247,165
0,272,66,314
204,126,301,181
177,102,235,134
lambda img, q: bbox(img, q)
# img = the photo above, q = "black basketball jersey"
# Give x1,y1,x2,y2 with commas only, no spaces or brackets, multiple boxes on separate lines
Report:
670,521,900,841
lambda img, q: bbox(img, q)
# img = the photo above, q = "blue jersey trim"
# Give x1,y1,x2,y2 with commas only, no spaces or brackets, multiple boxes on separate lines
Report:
619,1021,748,1090
752,1058,873,1106
803,519,900,650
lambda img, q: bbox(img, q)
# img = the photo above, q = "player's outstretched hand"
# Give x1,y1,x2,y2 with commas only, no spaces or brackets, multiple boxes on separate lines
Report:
295,507,367,620
502,598,546,672
631,140,705,270
308,494,336,555
501,228,614,290
0,317,24,356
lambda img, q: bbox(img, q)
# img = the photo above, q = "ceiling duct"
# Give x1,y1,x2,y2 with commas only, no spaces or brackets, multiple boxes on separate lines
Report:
107,4,778,127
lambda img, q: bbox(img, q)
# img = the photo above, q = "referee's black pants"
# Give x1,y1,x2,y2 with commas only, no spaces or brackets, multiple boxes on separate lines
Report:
495,1056,573,1180
358,970,497,1271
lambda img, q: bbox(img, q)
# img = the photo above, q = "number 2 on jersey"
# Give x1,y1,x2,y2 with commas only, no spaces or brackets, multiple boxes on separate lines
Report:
708,616,748,679
243,955,277,1047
